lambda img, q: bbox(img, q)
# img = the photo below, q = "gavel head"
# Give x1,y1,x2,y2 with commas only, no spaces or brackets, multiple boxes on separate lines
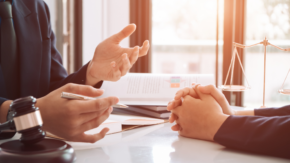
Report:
11,96,45,145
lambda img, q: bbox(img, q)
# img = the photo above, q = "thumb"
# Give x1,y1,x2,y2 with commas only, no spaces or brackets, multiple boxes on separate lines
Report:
111,24,136,43
199,85,231,113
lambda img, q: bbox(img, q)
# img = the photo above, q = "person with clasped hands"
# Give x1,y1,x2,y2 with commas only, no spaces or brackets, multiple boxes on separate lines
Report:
0,0,149,143
168,84,290,159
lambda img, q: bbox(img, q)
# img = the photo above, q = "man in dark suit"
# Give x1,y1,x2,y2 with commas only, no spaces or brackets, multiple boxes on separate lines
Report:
0,0,149,142
168,85,290,159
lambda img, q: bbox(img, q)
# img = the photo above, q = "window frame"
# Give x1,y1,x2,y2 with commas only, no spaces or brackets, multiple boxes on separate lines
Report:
74,0,83,71
129,0,152,73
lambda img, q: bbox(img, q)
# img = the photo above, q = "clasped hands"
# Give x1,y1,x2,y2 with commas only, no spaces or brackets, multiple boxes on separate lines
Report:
167,84,232,141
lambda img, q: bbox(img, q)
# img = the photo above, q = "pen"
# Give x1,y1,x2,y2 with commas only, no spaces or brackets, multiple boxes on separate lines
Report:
61,92,128,108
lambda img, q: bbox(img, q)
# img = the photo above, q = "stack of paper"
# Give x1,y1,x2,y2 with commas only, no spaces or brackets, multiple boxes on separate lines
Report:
113,105,169,119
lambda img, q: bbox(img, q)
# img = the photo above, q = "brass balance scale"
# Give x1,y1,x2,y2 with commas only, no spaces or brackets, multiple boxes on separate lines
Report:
219,37,290,108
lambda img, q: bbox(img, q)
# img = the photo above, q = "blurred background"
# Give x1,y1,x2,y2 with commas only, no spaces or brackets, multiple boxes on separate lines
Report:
44,0,290,108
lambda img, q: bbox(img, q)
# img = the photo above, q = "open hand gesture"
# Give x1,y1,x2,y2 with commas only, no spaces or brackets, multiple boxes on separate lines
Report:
86,24,150,85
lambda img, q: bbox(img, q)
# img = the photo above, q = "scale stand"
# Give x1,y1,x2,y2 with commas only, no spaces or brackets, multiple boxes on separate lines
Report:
219,37,290,108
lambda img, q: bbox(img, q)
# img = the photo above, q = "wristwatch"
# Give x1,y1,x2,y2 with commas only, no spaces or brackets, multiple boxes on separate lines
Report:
6,103,16,122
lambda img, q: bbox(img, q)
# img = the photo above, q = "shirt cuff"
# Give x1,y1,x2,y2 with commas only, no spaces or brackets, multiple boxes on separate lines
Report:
80,62,103,88
0,97,8,107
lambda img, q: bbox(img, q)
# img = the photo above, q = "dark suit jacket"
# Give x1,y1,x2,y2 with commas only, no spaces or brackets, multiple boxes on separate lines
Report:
214,105,290,159
0,0,91,105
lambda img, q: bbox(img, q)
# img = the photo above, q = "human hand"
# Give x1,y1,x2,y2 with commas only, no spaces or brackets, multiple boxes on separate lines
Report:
36,83,119,143
167,86,199,111
0,100,12,123
199,85,254,116
198,85,234,115
167,86,199,123
167,84,234,124
171,86,229,141
86,24,150,85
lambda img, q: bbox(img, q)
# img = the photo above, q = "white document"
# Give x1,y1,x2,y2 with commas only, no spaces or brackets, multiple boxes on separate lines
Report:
99,73,214,106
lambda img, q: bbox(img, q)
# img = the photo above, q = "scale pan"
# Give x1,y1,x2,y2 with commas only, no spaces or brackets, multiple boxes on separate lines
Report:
279,89,290,95
219,85,250,91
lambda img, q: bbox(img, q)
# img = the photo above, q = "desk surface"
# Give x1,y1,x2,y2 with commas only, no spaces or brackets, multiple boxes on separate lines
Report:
1,123,289,163
70,123,289,163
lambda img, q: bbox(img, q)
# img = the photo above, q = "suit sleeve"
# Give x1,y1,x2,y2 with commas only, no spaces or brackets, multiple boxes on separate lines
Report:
214,115,290,159
254,105,290,117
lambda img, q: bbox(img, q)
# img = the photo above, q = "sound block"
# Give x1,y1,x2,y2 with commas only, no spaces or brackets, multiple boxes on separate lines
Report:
0,139,76,163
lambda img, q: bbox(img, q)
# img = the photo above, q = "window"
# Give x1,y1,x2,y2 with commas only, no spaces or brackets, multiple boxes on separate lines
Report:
46,0,130,72
44,0,75,73
151,0,224,86
82,0,129,66
244,0,290,107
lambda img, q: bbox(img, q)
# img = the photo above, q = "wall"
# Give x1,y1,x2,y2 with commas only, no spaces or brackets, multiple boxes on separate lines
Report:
82,0,130,65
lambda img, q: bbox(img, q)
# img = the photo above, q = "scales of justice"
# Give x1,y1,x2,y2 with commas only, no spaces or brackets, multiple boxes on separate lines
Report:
219,37,290,108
